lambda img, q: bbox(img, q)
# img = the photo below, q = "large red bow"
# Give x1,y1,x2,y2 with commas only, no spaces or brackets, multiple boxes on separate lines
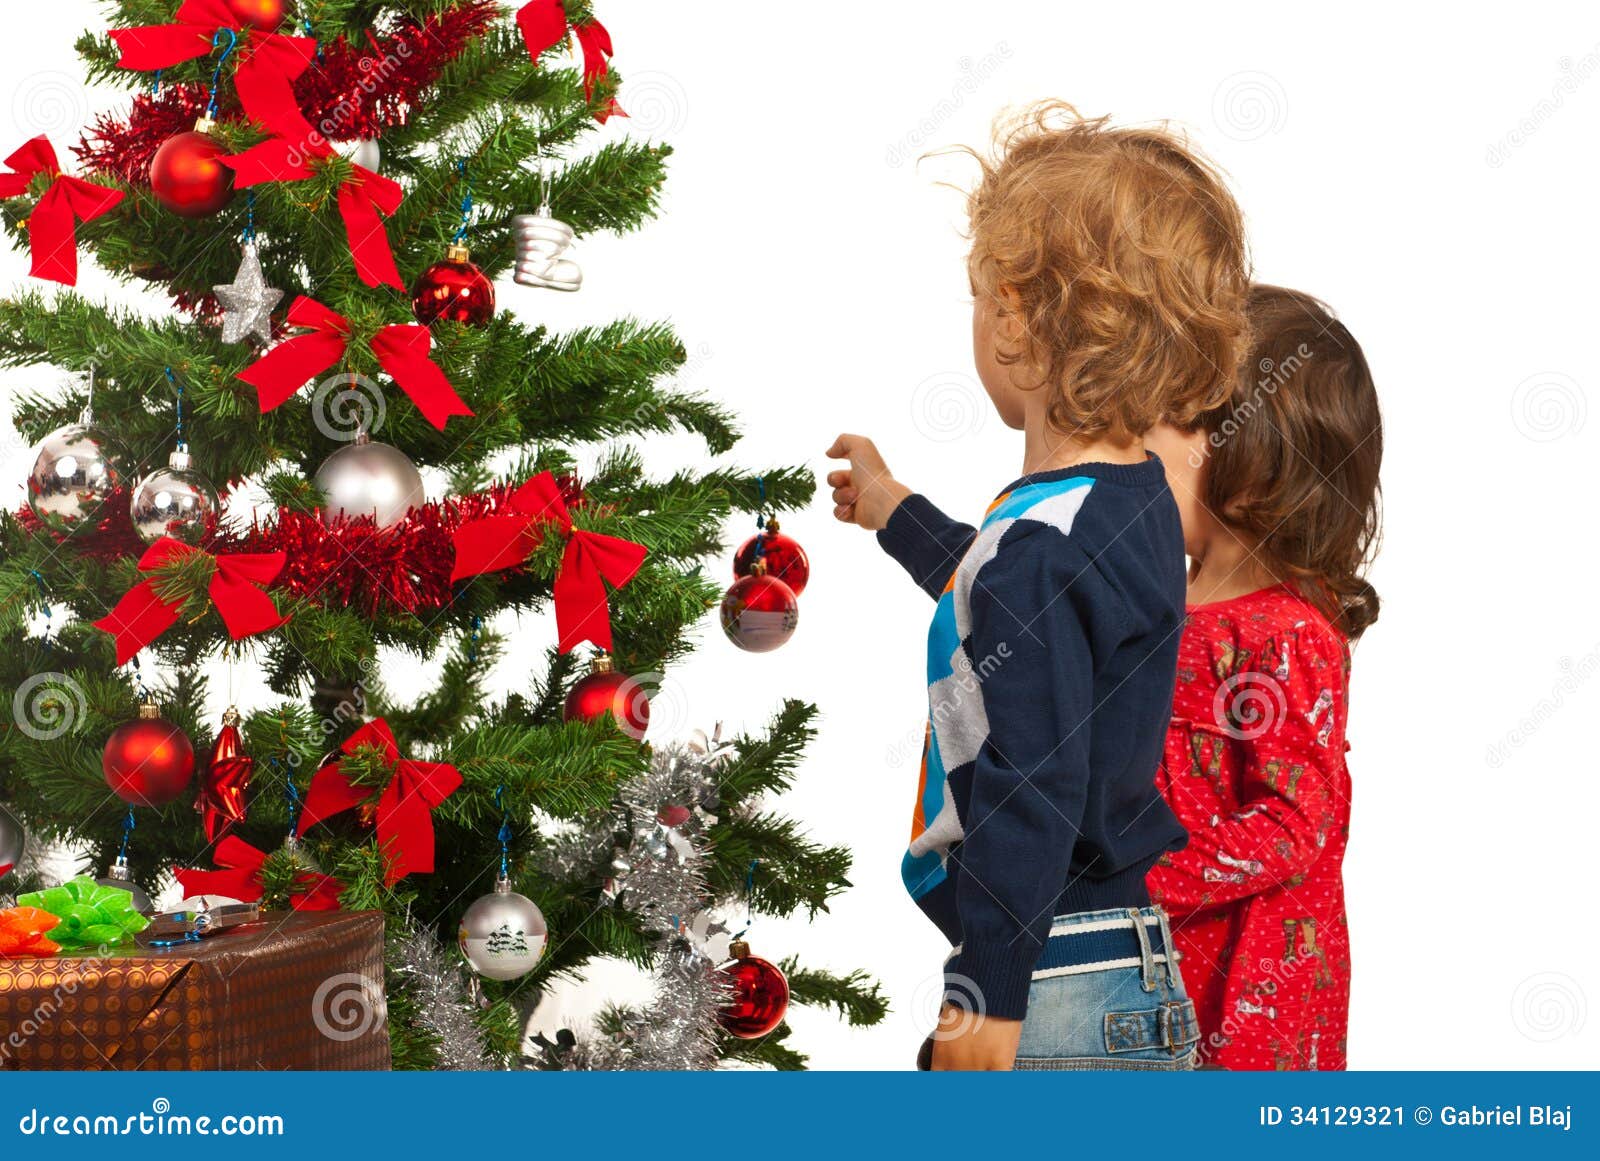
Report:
93,537,287,665
0,137,124,286
451,471,647,653
175,834,343,911
516,1,625,122
298,719,462,887
109,0,317,132
219,45,404,289
237,295,472,430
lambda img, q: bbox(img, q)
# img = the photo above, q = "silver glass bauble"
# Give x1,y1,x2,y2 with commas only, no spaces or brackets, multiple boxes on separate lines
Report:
27,416,125,528
94,854,153,913
0,803,25,873
129,446,219,545
458,875,548,981
347,138,380,172
314,432,425,529
512,209,582,291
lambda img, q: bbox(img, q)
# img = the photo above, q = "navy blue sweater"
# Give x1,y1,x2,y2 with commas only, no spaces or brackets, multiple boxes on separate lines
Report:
876,458,1189,1020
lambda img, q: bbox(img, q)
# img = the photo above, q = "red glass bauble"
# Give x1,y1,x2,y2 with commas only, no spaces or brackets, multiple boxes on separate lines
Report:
103,709,196,807
563,659,650,741
150,128,235,218
411,247,495,327
224,0,287,31
721,568,799,653
733,524,810,597
716,941,790,1039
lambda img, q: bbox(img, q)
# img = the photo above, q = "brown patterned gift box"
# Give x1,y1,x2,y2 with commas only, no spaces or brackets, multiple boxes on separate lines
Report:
0,910,390,1070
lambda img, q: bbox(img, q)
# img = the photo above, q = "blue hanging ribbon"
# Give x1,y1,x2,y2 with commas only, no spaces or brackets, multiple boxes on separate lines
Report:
242,189,256,244
494,784,512,879
276,758,302,838
452,159,474,244
733,858,760,939
164,367,186,449
754,476,770,555
117,806,136,862
205,27,238,120
28,569,51,651
301,19,324,61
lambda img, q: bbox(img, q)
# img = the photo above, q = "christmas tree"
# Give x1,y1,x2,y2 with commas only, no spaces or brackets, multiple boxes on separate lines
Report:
0,0,883,1069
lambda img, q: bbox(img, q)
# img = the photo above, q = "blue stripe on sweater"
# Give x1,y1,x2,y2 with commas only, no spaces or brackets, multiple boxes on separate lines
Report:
984,475,1093,529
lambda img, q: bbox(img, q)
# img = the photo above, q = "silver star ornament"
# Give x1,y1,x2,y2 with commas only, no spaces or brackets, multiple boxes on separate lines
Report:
213,243,283,345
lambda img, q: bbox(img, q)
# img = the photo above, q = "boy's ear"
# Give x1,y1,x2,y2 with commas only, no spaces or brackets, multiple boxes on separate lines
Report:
994,282,1026,345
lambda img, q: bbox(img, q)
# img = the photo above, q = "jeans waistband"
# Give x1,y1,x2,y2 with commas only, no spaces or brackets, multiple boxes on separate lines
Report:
1035,906,1179,990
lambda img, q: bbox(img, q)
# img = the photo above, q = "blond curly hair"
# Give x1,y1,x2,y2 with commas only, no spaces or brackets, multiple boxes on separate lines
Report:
965,102,1251,442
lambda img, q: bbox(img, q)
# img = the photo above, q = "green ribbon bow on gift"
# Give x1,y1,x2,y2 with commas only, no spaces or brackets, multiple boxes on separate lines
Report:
18,876,150,949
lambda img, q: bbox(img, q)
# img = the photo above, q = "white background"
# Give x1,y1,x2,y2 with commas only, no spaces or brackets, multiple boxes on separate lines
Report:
3,2,1597,1069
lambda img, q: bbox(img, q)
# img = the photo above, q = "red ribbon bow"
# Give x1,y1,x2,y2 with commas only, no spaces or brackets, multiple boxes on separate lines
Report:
167,19,406,289
110,3,396,285
0,137,124,286
93,536,287,666
450,471,647,653
298,719,462,887
238,295,472,430
516,1,625,122
109,0,316,123
175,834,343,911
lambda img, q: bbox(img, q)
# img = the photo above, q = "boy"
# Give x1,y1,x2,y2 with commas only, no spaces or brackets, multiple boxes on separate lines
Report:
826,103,1250,1069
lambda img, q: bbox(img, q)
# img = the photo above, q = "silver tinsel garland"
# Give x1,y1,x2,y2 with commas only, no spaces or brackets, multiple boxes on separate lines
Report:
555,733,743,1070
392,921,494,1071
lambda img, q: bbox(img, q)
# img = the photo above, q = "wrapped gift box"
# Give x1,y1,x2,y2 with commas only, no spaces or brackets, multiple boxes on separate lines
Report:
0,909,390,1070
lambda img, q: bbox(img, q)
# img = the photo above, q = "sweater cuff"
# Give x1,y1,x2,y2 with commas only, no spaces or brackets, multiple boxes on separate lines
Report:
949,940,1042,1022
875,493,955,584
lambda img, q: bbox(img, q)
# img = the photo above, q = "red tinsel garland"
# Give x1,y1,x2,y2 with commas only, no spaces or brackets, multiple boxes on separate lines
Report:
14,490,149,565
214,475,585,616
13,475,584,619
75,2,500,184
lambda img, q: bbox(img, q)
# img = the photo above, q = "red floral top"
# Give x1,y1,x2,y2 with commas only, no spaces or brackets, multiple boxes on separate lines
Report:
1147,583,1353,1070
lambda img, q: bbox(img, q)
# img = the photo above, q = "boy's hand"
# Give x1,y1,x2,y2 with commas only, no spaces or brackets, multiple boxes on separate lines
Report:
929,1009,1022,1071
825,434,912,531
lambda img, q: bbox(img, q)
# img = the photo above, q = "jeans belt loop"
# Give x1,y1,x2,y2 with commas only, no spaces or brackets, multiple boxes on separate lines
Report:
1128,907,1157,992
1155,908,1179,989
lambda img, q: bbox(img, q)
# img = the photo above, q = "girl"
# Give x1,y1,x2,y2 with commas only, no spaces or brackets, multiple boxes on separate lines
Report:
1144,284,1382,1071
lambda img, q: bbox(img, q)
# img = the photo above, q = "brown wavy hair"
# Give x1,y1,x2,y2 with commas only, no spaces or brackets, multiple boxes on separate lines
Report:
964,101,1251,443
1194,285,1383,638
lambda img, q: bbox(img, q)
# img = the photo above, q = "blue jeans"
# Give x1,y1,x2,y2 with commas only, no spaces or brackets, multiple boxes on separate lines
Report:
1012,906,1198,1070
